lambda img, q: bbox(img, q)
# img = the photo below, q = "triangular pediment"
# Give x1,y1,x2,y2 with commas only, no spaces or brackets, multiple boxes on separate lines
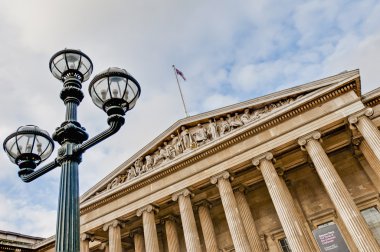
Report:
80,69,360,204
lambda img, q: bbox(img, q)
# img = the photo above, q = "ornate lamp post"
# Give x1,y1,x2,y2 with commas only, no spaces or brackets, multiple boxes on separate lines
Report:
3,49,141,251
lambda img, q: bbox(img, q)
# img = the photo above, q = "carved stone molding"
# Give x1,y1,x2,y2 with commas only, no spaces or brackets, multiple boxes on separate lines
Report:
171,188,194,201
210,171,232,185
100,96,300,194
297,131,322,151
252,152,275,168
160,215,179,225
136,204,159,217
348,107,374,126
233,185,247,194
129,227,143,238
100,242,109,250
103,219,125,231
194,199,213,211
80,233,94,242
352,136,363,147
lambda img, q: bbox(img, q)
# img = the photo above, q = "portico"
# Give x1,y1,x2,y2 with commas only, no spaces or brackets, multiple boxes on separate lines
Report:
70,70,380,252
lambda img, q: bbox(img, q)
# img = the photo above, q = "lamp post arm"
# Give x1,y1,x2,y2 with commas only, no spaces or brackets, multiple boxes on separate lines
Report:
19,159,60,183
75,115,125,154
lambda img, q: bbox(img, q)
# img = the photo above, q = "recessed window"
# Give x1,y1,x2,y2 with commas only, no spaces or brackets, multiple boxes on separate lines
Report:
361,207,380,244
279,237,292,252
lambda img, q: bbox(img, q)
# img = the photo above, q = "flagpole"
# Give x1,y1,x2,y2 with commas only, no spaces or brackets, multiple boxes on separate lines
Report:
172,65,189,117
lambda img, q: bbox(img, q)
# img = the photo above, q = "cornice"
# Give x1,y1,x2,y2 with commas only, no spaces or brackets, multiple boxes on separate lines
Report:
363,87,380,107
80,79,359,214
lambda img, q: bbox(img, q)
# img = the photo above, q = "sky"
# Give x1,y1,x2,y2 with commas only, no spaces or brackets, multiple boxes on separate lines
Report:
0,0,380,238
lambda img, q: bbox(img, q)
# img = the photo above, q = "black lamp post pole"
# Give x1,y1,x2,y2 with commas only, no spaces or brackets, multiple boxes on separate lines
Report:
53,74,88,251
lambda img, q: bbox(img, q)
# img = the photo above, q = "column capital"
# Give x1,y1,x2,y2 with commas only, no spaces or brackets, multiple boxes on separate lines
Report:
348,107,374,126
352,136,363,147
129,227,143,238
172,188,194,201
100,242,109,250
233,185,248,194
160,214,179,224
103,219,125,231
298,131,322,150
80,233,94,242
194,199,213,210
136,204,159,217
210,171,232,184
252,152,275,168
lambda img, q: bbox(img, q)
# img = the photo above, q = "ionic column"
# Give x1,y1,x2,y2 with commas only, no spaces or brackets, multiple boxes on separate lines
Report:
80,233,93,252
172,189,202,252
103,220,124,252
234,187,264,252
299,131,380,251
252,153,311,252
161,215,181,252
349,108,380,161
195,200,219,252
210,171,251,252
137,204,160,252
353,137,380,181
130,228,145,252
100,242,109,252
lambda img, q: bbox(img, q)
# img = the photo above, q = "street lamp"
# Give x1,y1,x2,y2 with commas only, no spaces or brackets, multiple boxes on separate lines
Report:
3,49,141,251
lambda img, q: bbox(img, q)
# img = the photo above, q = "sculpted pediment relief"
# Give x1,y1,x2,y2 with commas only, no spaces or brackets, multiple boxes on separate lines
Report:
107,96,300,189
80,69,361,203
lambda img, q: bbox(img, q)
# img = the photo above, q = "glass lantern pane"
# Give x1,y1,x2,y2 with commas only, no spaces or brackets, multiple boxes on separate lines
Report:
33,135,50,160
17,133,36,154
53,54,68,74
78,57,92,81
109,77,126,98
128,97,137,110
127,82,138,102
96,78,111,101
5,136,21,162
51,67,62,80
40,142,53,161
65,53,80,69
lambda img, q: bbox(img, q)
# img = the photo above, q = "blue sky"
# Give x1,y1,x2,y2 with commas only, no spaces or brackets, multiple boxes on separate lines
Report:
0,0,380,237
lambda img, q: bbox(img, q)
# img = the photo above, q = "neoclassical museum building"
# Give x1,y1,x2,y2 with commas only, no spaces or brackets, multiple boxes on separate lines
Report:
3,69,380,252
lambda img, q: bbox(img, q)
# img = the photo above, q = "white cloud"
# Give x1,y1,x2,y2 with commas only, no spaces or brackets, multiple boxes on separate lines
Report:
202,94,240,111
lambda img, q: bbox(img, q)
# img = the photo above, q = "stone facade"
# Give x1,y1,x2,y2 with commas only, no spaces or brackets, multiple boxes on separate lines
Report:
5,69,380,251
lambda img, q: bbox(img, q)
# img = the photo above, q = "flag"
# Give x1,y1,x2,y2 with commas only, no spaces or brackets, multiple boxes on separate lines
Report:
175,67,186,81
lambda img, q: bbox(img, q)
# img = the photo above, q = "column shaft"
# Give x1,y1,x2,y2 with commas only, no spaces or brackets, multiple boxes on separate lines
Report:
173,189,202,252
301,133,380,251
134,232,145,252
356,115,380,161
253,153,311,252
234,190,264,252
360,139,380,181
198,204,219,252
142,210,160,252
108,225,122,252
103,221,124,252
164,218,181,252
211,172,251,252
137,205,160,252
80,239,89,252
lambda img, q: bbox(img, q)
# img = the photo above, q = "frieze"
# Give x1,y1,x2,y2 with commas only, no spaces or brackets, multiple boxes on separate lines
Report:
97,96,300,196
